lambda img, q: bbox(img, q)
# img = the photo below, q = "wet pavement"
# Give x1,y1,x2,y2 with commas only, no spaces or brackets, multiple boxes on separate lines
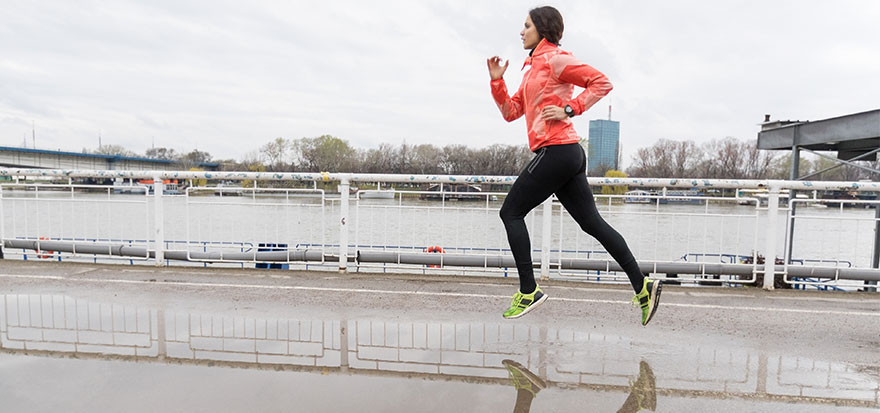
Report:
0,261,878,412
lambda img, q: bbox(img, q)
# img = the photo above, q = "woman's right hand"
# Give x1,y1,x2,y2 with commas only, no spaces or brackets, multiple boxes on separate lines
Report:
487,56,509,80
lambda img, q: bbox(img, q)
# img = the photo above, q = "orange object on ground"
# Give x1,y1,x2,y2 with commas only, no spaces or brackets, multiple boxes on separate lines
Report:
425,245,445,268
37,236,54,259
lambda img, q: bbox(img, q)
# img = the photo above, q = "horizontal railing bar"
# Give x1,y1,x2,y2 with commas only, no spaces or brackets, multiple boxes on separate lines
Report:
3,240,325,262
7,239,880,281
4,169,880,191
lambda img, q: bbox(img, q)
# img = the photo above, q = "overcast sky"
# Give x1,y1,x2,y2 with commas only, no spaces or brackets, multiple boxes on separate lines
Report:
1,0,878,166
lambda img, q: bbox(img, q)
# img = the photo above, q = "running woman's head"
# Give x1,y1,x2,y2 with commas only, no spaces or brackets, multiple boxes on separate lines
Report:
522,6,563,49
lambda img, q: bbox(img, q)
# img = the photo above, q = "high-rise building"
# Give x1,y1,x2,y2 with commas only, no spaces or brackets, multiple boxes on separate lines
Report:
587,119,620,174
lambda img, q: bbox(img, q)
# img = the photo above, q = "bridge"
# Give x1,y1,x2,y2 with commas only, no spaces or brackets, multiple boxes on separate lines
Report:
0,145,219,171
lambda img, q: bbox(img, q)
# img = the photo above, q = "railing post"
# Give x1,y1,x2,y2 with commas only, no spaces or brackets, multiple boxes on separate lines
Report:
868,206,880,292
540,198,552,281
763,182,780,290
0,184,4,259
153,176,165,266
338,176,350,273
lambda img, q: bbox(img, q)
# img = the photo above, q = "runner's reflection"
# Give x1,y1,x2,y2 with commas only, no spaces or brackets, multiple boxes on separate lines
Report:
501,359,657,413
502,359,546,413
617,361,657,413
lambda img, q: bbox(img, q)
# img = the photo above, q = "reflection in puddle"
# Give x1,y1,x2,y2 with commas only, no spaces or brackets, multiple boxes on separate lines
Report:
503,359,656,413
1,294,878,410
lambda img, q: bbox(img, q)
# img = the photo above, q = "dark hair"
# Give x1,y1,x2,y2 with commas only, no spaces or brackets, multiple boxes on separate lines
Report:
529,6,564,45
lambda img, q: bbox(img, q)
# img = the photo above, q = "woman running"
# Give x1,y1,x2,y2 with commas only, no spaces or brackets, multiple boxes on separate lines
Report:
487,6,661,325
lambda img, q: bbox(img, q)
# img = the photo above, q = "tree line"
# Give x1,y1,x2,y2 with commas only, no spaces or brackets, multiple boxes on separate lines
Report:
625,137,878,181
87,145,213,169
86,135,878,181
239,135,534,176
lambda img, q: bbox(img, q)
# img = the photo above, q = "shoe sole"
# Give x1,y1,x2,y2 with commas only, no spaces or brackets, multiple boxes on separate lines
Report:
504,293,548,319
643,280,662,326
502,359,547,390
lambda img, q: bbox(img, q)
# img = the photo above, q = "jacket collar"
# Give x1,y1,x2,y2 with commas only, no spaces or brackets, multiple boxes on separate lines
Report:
522,38,558,69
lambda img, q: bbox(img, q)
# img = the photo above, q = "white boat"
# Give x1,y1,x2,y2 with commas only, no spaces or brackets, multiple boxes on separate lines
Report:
624,190,653,204
359,189,395,199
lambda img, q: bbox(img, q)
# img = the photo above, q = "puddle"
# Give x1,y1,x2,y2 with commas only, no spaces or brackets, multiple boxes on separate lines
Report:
0,293,878,412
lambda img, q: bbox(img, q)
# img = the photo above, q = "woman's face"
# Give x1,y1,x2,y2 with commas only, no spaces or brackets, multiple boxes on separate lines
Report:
521,15,540,50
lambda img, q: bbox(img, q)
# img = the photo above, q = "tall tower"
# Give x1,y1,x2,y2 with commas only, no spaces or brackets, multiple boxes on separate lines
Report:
587,118,620,174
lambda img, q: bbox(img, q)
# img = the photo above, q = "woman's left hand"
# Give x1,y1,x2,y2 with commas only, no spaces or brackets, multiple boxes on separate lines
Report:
541,105,568,121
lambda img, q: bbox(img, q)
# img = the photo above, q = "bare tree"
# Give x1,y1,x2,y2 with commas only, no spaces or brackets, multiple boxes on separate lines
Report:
178,149,213,169
439,145,472,174
479,144,531,175
145,147,178,160
627,139,701,178
360,143,396,173
410,144,443,174
260,137,290,171
92,144,139,157
697,138,777,179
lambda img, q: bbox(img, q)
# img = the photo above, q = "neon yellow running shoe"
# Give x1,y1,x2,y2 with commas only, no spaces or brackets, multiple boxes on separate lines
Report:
632,277,662,326
503,286,548,319
502,359,547,398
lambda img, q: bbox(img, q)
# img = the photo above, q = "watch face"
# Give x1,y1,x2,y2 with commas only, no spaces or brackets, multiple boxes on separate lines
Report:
565,106,574,115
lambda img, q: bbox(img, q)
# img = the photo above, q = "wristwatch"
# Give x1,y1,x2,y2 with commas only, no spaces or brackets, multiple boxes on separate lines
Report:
564,105,575,117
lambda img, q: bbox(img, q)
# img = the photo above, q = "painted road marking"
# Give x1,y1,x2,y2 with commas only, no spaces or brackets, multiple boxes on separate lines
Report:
0,273,877,318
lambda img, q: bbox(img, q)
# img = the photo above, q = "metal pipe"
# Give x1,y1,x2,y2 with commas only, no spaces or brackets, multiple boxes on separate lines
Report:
5,168,880,192
164,250,325,262
796,147,880,180
356,251,880,281
6,240,880,282
5,240,149,257
2,240,324,262
799,147,880,177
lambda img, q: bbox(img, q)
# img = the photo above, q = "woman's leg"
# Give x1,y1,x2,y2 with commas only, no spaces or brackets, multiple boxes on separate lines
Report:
551,147,645,293
554,173,645,293
499,148,561,294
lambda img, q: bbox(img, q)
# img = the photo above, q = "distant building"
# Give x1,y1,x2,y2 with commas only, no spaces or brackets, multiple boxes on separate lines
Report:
587,119,620,174
0,146,219,171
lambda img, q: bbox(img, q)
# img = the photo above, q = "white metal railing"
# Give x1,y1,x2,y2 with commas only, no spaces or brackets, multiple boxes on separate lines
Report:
1,169,879,291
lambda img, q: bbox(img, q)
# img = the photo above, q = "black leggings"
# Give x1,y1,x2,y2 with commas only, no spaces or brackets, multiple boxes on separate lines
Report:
499,143,645,294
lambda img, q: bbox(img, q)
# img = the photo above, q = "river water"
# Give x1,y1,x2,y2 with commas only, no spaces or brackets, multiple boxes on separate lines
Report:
1,190,876,270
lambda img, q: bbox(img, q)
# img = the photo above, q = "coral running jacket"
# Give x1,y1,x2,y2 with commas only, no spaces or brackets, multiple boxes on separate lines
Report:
490,39,613,152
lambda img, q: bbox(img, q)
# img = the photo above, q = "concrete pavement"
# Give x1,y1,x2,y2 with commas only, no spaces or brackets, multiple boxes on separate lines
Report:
0,260,878,412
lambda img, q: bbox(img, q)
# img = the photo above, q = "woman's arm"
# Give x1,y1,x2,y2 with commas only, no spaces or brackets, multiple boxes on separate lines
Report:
490,78,525,122
551,54,613,116
487,56,524,122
